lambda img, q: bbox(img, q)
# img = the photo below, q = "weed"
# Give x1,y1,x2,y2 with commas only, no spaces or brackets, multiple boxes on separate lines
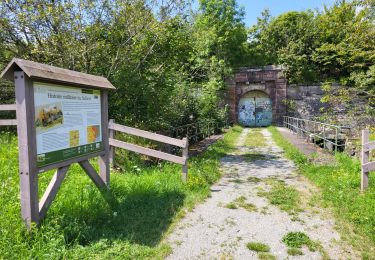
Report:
287,247,303,256
246,242,270,252
234,196,257,212
225,196,257,212
225,202,238,209
258,252,276,260
229,179,244,184
258,180,301,215
282,232,319,252
247,176,262,183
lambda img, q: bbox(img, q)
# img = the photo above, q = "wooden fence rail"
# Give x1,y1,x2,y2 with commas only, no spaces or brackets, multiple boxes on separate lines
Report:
0,104,17,126
361,129,375,191
108,120,189,181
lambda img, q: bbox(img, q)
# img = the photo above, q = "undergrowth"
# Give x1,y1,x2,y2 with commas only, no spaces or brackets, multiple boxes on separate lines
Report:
268,126,375,259
0,126,242,259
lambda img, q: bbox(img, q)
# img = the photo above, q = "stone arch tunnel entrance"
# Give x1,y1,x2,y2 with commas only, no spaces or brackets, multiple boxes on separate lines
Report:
238,90,272,127
225,66,287,126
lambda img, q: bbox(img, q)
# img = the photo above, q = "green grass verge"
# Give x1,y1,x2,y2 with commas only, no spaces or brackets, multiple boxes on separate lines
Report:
268,126,375,258
0,126,243,259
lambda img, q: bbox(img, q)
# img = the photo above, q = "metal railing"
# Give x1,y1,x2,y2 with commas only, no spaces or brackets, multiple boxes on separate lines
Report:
283,116,351,152
170,120,229,144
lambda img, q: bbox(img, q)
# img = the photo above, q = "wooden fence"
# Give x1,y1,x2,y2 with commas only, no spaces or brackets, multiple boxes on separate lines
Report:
0,104,17,125
108,120,189,181
361,129,375,191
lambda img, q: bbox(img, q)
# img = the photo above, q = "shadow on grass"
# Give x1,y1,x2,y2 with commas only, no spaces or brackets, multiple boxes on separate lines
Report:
50,185,185,248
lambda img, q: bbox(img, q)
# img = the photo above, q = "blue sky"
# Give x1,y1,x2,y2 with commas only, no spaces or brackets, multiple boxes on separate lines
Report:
237,0,336,26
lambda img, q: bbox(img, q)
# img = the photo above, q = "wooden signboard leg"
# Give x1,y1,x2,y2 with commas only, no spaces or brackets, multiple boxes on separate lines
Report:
39,166,70,219
99,90,110,186
15,71,40,227
361,130,369,191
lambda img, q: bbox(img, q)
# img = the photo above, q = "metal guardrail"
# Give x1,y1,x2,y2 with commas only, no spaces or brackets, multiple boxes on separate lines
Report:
283,116,351,152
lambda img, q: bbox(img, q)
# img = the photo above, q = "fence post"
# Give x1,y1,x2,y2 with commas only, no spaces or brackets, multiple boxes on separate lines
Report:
361,130,369,191
109,119,115,167
323,125,326,149
182,137,189,182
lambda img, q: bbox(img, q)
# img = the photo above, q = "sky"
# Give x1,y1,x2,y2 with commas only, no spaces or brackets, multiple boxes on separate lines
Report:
236,0,336,26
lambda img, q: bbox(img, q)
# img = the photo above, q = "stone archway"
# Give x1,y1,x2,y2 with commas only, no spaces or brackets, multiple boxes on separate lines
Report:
226,66,287,126
238,90,272,127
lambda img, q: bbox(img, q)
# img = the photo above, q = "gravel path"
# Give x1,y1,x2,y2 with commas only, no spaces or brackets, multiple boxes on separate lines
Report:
166,128,357,260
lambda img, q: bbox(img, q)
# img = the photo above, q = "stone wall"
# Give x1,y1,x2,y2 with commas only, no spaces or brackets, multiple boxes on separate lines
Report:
286,84,374,132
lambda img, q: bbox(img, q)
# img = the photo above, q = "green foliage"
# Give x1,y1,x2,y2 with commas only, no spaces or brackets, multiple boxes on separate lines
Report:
247,1,375,87
246,242,270,252
0,0,248,132
0,126,242,258
269,126,375,257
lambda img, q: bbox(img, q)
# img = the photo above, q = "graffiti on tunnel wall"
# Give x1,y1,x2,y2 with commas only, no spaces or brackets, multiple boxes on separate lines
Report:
238,91,272,127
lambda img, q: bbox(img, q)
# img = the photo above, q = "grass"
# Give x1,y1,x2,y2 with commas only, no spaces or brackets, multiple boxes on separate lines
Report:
225,196,257,212
287,247,303,256
282,232,319,252
225,202,238,209
0,126,243,259
246,242,270,252
245,128,266,147
258,252,276,260
268,126,375,258
258,180,301,215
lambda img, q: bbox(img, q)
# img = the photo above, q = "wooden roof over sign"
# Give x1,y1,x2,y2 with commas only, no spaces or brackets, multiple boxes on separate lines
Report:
0,58,115,90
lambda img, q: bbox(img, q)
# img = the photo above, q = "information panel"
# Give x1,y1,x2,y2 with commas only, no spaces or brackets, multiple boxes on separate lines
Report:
34,82,103,167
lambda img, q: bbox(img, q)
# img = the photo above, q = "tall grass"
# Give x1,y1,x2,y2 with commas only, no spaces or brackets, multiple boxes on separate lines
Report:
0,126,242,259
268,126,375,258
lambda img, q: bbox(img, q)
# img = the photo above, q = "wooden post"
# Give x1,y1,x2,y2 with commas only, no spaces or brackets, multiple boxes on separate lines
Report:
15,71,40,227
109,119,115,167
182,137,188,182
361,130,369,191
323,125,326,149
99,90,110,186
39,166,70,219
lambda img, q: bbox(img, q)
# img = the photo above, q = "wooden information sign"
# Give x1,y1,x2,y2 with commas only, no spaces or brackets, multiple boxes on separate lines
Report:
0,58,115,227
